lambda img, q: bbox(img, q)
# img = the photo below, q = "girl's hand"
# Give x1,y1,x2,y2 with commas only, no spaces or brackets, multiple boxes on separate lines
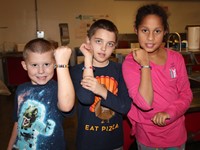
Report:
54,46,72,64
80,43,93,59
132,48,149,66
151,112,170,126
81,76,107,99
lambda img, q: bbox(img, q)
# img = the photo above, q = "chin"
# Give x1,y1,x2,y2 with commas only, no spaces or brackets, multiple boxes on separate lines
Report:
31,79,49,85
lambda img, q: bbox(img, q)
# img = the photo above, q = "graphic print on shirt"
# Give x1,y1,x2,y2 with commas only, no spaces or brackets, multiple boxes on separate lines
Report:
89,75,118,123
15,100,55,150
169,63,177,79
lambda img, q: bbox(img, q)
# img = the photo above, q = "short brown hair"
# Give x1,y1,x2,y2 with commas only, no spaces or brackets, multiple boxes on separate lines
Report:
23,38,55,60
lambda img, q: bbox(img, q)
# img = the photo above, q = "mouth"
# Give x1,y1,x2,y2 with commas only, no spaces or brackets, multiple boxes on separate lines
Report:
37,76,47,80
98,52,106,57
146,43,154,49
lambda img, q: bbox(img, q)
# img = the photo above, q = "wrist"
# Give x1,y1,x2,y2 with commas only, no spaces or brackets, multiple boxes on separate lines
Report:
54,64,69,68
84,59,93,66
140,65,152,70
82,66,95,70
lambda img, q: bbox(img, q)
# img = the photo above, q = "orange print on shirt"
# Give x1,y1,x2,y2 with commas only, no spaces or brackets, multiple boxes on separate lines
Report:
89,76,118,112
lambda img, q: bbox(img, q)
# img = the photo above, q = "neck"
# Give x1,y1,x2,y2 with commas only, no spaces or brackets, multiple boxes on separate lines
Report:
93,59,109,68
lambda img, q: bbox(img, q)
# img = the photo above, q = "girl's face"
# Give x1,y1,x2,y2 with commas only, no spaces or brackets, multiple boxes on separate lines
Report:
136,14,166,53
88,29,116,67
21,51,55,85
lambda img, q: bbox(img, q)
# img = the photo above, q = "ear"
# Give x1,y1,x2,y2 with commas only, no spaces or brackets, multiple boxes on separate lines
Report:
133,25,137,34
86,37,90,44
134,28,138,34
21,61,27,71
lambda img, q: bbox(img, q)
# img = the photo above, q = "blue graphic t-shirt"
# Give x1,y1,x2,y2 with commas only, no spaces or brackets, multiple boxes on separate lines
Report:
13,80,67,150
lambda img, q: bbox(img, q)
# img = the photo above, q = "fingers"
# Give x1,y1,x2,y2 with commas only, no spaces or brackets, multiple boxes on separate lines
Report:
81,77,104,95
132,48,140,57
54,46,72,63
54,46,72,56
152,117,166,126
81,76,94,87
132,48,140,51
151,112,170,126
80,43,91,52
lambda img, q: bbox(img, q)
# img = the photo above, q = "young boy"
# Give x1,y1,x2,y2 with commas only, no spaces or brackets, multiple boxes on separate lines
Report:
70,19,131,150
7,38,75,150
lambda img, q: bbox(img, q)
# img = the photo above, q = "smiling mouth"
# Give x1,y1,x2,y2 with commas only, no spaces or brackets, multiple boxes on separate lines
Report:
37,76,47,80
146,43,154,48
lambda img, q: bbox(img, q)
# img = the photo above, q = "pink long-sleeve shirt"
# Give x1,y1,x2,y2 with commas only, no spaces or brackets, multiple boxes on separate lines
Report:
122,49,193,148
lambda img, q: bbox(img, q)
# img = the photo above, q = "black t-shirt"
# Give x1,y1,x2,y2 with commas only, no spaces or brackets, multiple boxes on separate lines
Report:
70,61,131,150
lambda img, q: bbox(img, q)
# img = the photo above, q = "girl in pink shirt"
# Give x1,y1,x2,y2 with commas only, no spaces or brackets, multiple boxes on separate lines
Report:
122,4,193,150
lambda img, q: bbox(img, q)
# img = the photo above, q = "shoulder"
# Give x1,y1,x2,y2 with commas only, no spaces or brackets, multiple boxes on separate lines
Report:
167,48,182,57
123,53,134,64
70,63,84,80
70,63,84,73
108,61,122,72
16,82,31,91
122,53,138,70
109,60,122,67
166,48,184,61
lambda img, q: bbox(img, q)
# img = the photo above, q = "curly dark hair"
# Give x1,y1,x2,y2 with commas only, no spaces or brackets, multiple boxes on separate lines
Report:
135,4,169,33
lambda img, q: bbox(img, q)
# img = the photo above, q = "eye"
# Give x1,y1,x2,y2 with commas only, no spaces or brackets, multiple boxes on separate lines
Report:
31,64,38,67
44,63,50,67
155,29,161,34
107,42,115,48
95,39,102,44
142,29,148,33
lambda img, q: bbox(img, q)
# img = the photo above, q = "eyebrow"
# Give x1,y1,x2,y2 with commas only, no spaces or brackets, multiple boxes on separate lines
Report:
94,37,116,43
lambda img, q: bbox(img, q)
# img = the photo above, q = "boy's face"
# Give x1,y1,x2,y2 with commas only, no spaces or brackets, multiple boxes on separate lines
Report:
21,51,55,85
88,29,116,67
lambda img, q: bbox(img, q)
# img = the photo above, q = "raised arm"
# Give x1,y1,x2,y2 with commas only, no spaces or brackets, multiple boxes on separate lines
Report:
80,43,108,100
54,46,75,112
132,48,153,106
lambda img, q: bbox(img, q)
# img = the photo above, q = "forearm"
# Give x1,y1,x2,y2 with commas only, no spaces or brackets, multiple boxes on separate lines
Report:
83,56,94,78
101,90,131,114
165,81,192,123
57,67,75,112
122,57,153,110
139,67,153,106
7,122,18,150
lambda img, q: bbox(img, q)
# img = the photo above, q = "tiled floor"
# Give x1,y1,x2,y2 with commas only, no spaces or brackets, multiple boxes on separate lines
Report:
0,92,77,150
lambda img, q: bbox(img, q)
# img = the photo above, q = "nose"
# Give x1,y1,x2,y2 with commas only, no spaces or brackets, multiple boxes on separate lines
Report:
38,66,45,74
147,32,154,41
101,43,106,51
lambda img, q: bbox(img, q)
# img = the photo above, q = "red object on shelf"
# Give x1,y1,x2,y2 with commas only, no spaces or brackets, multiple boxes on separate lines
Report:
5,57,30,86
3,56,57,87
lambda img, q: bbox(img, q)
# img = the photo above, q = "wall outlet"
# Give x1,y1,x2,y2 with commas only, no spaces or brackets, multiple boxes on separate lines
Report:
37,31,44,38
